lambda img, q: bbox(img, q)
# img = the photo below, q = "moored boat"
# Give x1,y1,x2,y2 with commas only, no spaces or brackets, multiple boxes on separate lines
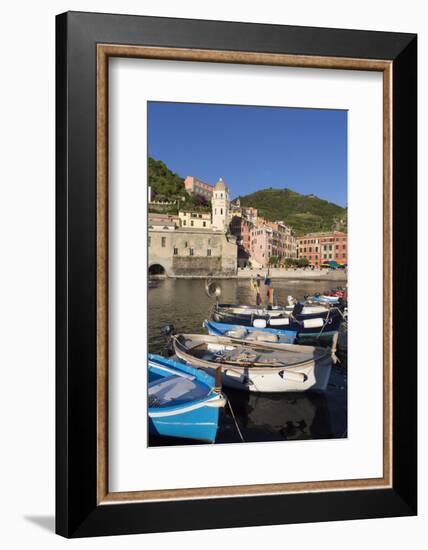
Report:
212,302,343,340
305,294,340,304
203,319,297,344
172,334,332,393
148,353,226,443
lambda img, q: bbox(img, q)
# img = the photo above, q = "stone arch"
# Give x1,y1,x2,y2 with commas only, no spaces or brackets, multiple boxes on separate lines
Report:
148,263,167,278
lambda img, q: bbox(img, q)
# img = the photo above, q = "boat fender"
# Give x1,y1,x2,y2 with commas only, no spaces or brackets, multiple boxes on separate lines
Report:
279,370,307,383
253,318,267,328
206,394,228,408
302,318,324,329
269,317,289,326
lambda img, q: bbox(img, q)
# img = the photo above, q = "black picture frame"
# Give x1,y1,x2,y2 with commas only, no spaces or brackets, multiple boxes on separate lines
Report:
56,11,417,538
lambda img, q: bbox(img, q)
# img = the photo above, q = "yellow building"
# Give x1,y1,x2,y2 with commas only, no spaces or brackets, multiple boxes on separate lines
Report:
178,210,212,229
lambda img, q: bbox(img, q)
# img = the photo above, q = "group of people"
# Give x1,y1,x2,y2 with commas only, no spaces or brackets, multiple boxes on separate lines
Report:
250,273,275,307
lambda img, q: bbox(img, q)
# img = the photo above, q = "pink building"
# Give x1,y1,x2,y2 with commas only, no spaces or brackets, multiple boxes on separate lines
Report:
230,215,253,266
184,176,214,201
265,220,297,259
250,224,273,267
230,216,297,267
148,213,180,228
297,231,347,266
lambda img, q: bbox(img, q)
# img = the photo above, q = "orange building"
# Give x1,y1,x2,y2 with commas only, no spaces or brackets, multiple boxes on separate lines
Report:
297,231,347,266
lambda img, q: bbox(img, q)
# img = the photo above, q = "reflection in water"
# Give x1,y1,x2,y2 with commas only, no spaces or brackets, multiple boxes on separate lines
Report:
148,278,347,446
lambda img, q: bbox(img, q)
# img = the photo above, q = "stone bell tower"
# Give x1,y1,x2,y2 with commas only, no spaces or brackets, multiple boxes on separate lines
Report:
211,178,229,232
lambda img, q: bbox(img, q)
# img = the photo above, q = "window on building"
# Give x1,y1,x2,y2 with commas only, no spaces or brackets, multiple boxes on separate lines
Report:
220,208,223,215
309,247,312,252
183,220,186,226
190,220,194,227
189,248,194,256
329,245,332,251
207,249,211,256
161,237,166,248
173,247,178,256
184,241,188,248
203,221,206,227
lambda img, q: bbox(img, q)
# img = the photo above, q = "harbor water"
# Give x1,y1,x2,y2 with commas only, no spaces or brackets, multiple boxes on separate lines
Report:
148,278,347,446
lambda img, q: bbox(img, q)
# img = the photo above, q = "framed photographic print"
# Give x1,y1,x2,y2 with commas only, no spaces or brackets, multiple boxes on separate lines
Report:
56,11,417,537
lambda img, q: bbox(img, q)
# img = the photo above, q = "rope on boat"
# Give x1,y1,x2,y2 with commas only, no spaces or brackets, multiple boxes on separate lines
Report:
308,308,341,363
227,398,245,442
315,309,330,340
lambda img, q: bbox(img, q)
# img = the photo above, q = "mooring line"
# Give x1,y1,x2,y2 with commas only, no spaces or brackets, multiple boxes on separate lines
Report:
227,398,245,442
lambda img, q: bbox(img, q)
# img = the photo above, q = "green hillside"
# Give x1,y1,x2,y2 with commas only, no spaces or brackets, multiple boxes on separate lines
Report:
237,188,347,235
148,157,185,200
148,157,210,212
148,157,346,233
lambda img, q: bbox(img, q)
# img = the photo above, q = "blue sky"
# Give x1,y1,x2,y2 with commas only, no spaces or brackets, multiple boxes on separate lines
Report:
148,102,347,207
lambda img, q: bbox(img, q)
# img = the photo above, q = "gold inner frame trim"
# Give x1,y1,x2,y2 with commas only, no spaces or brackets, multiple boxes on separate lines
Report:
96,44,393,504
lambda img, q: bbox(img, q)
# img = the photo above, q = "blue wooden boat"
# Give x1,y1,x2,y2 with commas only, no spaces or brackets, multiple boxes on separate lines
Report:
204,320,297,344
305,295,340,304
148,354,226,443
212,303,343,340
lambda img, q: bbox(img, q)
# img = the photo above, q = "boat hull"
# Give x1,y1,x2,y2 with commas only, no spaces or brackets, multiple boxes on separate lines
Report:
148,354,226,443
204,320,297,344
149,400,221,443
212,306,342,337
172,336,332,394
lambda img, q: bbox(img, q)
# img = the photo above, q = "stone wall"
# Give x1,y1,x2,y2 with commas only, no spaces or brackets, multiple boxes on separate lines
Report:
172,256,222,276
149,228,237,277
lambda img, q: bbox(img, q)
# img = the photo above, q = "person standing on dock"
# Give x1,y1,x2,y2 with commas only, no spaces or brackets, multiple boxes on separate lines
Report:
265,269,274,308
251,274,263,306
267,285,274,307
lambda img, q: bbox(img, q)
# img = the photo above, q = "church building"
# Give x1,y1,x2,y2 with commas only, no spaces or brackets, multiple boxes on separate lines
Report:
211,178,230,232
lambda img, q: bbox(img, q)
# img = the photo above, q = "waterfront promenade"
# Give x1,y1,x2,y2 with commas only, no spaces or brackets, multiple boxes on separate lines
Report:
236,267,347,282
161,267,347,281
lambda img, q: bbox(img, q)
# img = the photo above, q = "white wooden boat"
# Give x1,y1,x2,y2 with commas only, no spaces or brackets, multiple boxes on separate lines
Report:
217,303,330,317
172,334,332,393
